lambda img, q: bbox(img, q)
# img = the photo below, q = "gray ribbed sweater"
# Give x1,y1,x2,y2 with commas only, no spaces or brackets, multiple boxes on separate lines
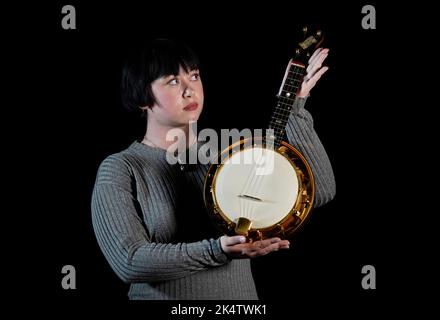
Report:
91,98,336,300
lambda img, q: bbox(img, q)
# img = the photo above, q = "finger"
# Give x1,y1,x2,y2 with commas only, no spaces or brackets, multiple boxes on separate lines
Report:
308,48,328,66
278,240,290,246
307,66,329,86
308,47,324,65
279,241,291,249
223,235,246,247
251,238,288,253
274,240,290,250
241,240,291,257
307,51,328,75
255,242,287,256
263,237,282,245
314,51,329,71
251,238,282,250
307,49,328,77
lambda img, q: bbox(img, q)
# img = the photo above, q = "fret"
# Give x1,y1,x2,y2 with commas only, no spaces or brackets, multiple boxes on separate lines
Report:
286,73,302,79
283,82,301,88
276,104,293,112
284,80,302,86
278,96,296,102
268,121,286,128
288,67,305,75
289,64,305,71
276,106,293,113
270,124,287,131
282,83,299,90
271,114,290,122
279,92,296,98
268,129,286,138
279,92,296,99
274,104,291,110
269,60,307,148
269,121,286,128
275,106,293,113
286,75,303,82
277,97,296,105
270,121,289,128
286,77,302,82
287,74,303,81
272,112,290,119
270,120,288,126
278,98,294,103
268,129,285,134
268,125,286,133
272,109,291,118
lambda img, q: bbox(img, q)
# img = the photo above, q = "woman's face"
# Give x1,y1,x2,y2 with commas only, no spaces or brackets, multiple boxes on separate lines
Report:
148,65,204,127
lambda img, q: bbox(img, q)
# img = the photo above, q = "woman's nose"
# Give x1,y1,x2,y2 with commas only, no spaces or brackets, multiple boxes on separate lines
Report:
183,85,193,97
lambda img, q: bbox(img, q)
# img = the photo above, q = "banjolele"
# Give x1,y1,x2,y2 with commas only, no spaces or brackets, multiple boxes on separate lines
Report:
204,27,324,241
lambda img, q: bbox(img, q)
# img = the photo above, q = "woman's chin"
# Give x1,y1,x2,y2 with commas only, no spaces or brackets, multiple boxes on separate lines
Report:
186,112,201,122
188,116,199,122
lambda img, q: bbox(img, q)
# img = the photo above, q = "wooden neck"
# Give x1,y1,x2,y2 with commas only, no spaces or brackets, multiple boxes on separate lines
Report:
268,59,306,148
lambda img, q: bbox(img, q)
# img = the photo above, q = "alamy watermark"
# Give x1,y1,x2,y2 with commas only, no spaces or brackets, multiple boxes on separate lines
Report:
163,122,276,175
61,5,76,30
61,265,76,289
362,5,376,29
361,264,376,289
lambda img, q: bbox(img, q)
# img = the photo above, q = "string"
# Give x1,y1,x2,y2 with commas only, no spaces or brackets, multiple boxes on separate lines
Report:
238,63,305,220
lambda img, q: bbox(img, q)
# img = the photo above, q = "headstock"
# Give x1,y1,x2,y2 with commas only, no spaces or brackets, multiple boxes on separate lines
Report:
293,26,324,64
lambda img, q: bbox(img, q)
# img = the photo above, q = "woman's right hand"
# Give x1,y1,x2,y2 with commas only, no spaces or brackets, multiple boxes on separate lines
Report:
220,235,290,259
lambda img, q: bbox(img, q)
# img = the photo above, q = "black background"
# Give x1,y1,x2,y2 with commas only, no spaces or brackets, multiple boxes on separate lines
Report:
26,0,421,312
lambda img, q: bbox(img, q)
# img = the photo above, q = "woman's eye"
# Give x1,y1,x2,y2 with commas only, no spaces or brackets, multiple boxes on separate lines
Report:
190,73,200,81
168,78,178,85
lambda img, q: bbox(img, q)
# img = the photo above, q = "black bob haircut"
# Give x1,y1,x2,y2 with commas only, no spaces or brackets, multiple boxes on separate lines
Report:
121,39,200,112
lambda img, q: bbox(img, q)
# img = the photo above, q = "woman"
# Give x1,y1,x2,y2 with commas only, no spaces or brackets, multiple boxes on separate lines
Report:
91,39,335,299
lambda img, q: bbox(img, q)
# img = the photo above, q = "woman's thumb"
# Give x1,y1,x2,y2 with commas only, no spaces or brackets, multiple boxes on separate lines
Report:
224,235,246,246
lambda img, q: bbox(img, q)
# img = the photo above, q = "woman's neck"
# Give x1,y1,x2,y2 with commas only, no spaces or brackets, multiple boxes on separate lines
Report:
142,122,197,152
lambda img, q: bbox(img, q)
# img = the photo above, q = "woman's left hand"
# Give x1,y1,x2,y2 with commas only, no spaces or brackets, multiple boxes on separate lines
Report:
220,235,290,259
297,48,329,98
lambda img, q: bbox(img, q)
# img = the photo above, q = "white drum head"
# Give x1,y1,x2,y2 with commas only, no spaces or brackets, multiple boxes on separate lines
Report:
214,147,299,229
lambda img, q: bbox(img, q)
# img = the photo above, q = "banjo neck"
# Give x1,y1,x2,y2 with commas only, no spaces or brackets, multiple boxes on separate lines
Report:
268,59,306,149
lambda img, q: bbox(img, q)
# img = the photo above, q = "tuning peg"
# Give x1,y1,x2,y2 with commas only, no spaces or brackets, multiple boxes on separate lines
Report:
316,30,322,37
295,48,300,55
303,26,308,34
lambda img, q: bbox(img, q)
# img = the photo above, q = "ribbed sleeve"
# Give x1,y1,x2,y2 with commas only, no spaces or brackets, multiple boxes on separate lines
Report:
285,97,336,207
91,156,230,284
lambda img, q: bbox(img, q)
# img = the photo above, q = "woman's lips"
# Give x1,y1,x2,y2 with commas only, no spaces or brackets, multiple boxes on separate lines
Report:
184,102,198,111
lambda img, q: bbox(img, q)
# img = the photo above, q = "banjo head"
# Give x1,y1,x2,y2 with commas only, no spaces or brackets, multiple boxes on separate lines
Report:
204,138,315,241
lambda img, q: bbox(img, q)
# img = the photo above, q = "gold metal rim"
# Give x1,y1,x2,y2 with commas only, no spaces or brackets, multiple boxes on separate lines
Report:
203,137,315,241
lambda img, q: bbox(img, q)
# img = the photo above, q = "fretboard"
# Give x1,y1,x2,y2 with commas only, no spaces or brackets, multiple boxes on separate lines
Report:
268,60,306,148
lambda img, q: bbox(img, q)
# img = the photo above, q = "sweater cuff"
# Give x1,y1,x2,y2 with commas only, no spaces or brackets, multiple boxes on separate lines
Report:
291,96,308,115
211,238,232,264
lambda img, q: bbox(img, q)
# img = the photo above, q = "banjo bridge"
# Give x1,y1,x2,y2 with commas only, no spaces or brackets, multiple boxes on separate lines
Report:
238,194,263,202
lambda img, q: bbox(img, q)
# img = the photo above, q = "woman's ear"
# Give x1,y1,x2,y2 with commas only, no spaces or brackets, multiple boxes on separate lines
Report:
139,105,151,112
139,106,151,119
